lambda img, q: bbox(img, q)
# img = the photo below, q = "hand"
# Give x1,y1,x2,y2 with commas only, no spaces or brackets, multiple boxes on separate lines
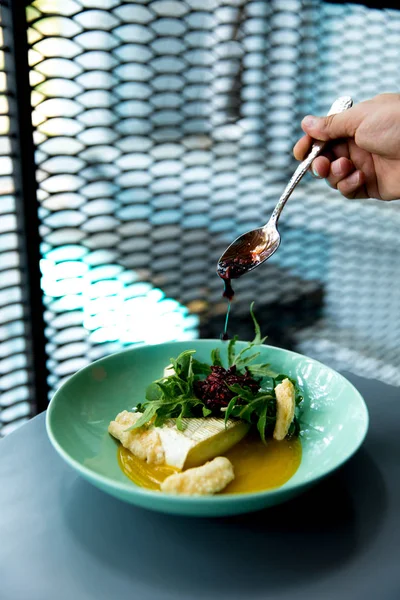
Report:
293,93,400,201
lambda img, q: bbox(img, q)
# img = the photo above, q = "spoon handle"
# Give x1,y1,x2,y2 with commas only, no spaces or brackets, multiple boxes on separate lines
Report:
268,96,354,226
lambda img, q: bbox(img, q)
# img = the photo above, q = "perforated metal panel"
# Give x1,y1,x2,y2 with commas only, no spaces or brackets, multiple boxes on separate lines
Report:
2,0,400,434
0,2,34,436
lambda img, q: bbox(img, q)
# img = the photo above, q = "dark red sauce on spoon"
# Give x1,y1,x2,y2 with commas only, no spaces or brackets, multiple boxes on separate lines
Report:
218,255,260,301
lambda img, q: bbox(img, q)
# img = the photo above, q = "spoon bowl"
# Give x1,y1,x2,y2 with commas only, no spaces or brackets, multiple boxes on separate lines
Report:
217,221,281,280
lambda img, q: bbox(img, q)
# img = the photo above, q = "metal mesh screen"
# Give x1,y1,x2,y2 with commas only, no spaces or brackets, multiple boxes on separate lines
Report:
0,2,35,436
3,0,400,433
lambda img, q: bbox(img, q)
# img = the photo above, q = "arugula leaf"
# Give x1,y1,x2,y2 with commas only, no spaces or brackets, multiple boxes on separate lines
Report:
125,349,210,432
257,404,268,444
258,376,275,393
186,355,194,387
157,380,177,401
145,382,162,402
233,349,260,369
246,363,274,378
226,383,258,402
175,404,185,431
227,335,238,366
202,406,213,417
224,395,240,424
193,361,212,376
237,397,265,422
170,350,195,381
249,301,267,346
228,303,267,368
125,403,158,430
224,381,278,441
211,348,223,367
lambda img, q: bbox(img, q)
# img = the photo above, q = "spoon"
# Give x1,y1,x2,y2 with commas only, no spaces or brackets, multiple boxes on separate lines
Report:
217,96,353,300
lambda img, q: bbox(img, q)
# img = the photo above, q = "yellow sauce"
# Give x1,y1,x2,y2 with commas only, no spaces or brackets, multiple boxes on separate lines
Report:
118,433,301,494
222,434,301,494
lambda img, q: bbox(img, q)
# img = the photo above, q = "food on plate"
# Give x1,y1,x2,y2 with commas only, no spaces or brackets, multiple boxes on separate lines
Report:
109,410,164,464
109,304,303,496
109,411,249,470
273,378,296,441
160,457,235,495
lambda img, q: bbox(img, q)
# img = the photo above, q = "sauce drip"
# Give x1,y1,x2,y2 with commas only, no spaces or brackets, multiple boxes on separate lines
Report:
220,300,231,340
218,256,259,302
118,434,302,495
218,255,261,339
217,228,277,311
222,277,235,301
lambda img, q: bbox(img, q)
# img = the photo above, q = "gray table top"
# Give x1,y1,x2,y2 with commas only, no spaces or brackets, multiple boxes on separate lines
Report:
0,372,399,600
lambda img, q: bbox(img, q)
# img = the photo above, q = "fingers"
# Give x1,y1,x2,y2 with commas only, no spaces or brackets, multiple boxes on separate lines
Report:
294,135,351,163
294,101,362,166
301,105,363,142
311,155,355,186
336,170,367,199
310,156,368,199
310,156,330,179
293,113,369,199
330,141,350,160
293,134,312,161
326,157,355,188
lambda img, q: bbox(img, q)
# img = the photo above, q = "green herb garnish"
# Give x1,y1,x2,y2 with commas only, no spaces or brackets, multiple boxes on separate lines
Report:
127,350,210,432
127,303,303,441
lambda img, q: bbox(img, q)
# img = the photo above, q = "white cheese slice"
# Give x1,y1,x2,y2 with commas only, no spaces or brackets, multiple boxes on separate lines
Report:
109,411,250,470
158,417,249,469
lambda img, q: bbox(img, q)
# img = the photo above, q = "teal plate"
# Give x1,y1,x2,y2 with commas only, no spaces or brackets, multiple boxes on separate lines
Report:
46,341,369,517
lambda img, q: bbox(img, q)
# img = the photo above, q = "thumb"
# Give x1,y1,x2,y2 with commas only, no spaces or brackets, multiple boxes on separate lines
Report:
301,106,362,141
